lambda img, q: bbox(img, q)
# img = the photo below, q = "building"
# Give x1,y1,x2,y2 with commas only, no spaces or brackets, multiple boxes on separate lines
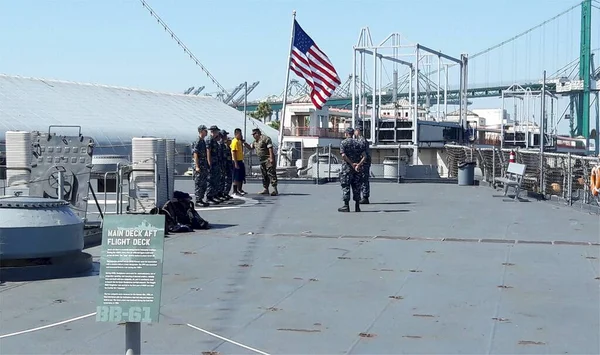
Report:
0,74,279,173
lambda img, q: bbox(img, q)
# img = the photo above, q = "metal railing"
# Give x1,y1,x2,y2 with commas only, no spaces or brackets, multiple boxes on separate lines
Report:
445,144,600,207
282,127,345,139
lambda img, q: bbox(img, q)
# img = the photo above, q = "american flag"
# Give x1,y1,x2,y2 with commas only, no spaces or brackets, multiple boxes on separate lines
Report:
290,20,341,110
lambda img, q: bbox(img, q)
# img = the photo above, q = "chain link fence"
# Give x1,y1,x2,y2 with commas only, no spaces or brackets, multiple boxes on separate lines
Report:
445,144,600,208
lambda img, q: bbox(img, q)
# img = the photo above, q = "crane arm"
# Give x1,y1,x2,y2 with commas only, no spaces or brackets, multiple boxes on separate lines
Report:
139,0,229,95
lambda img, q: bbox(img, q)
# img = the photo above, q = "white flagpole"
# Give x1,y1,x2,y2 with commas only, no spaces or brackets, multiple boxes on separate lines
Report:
276,10,297,167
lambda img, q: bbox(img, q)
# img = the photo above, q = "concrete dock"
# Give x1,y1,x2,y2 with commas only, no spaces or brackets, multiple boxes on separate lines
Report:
1,181,599,354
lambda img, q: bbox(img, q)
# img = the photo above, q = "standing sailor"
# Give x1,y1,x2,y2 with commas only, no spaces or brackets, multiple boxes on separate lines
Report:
216,132,228,200
221,130,234,199
192,125,209,207
354,125,371,204
339,127,366,212
243,128,278,196
205,125,222,204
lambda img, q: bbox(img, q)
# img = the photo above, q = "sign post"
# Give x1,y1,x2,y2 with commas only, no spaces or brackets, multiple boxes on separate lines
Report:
96,214,166,355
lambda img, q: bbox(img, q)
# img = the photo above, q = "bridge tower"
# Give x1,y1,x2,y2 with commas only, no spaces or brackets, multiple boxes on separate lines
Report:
576,0,592,143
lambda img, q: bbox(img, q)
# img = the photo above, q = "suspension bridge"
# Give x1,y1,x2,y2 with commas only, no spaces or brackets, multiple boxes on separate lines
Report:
139,0,600,139
232,0,600,140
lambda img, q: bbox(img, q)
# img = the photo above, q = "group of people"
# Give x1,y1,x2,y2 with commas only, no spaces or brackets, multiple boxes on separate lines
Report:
191,125,278,207
338,125,371,212
191,123,370,212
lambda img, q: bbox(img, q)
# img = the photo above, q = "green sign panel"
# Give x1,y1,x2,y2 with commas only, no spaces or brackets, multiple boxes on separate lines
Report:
96,214,165,323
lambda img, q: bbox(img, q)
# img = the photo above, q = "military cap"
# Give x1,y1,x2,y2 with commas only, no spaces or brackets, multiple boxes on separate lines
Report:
209,125,220,131
354,125,363,131
221,129,229,136
198,124,207,131
345,127,354,135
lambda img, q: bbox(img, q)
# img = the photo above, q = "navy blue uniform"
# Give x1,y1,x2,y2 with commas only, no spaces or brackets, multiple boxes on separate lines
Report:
192,138,208,203
339,135,366,203
205,134,220,200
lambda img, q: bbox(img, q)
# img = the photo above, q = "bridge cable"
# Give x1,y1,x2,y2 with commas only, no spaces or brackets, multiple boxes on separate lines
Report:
426,2,582,79
470,2,580,60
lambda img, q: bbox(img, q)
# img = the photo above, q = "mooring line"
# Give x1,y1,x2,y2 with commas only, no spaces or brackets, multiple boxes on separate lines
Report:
0,311,271,355
0,312,97,339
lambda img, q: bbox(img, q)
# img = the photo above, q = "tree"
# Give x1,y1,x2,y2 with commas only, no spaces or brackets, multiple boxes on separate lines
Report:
250,102,273,123
268,120,280,131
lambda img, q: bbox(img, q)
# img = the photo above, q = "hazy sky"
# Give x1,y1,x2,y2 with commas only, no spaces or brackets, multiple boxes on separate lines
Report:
1,0,598,133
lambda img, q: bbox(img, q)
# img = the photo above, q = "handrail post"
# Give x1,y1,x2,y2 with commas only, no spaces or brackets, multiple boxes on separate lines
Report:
328,144,332,181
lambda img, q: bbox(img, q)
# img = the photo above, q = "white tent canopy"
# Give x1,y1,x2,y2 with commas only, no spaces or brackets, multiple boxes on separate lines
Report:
0,74,278,153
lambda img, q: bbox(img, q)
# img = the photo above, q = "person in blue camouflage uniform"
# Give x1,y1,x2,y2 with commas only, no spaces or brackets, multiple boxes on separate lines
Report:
205,125,223,204
221,130,234,199
354,125,371,204
216,133,226,200
338,127,367,212
192,125,209,207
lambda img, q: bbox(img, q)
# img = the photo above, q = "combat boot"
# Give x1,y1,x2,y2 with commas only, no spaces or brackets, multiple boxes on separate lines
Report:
338,201,350,212
259,188,269,195
355,200,361,212
195,200,209,208
359,197,369,204
207,197,220,205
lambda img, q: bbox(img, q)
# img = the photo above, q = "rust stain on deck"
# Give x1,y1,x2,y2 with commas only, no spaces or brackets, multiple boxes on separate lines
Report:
518,340,546,345
359,332,376,338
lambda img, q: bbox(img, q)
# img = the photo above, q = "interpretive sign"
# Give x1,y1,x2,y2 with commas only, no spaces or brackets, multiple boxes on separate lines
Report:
96,214,165,323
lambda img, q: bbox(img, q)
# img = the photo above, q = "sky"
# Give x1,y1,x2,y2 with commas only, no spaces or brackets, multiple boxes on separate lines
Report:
0,0,598,134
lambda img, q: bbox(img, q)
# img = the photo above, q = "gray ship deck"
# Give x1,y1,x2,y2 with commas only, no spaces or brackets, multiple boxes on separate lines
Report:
1,181,599,354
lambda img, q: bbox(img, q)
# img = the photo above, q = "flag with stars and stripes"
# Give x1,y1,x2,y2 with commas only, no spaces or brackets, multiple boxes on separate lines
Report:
289,20,341,110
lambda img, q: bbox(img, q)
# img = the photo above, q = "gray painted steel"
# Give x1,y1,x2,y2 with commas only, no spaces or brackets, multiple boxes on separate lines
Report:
0,197,84,259
0,182,598,354
0,252,93,282
27,131,95,220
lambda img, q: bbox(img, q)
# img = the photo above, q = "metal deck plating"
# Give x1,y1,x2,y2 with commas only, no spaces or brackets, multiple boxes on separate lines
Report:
0,181,598,354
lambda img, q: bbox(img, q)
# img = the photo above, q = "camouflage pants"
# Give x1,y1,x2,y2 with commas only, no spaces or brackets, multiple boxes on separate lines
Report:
360,163,371,198
260,160,277,189
223,161,233,195
193,168,208,202
217,163,225,194
339,167,361,202
206,165,221,199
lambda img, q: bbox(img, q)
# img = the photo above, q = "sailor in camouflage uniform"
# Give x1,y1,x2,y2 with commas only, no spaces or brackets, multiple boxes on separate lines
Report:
221,130,234,199
192,125,209,207
338,127,367,212
205,125,223,204
354,125,371,204
243,128,278,196
216,132,226,199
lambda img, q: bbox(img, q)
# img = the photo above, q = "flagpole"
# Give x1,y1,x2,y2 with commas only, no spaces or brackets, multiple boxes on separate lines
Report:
276,10,296,167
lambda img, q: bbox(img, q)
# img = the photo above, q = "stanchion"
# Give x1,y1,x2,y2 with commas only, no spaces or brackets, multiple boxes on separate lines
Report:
125,322,141,355
567,152,572,205
316,145,320,184
397,144,401,183
328,144,332,181
492,148,496,185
